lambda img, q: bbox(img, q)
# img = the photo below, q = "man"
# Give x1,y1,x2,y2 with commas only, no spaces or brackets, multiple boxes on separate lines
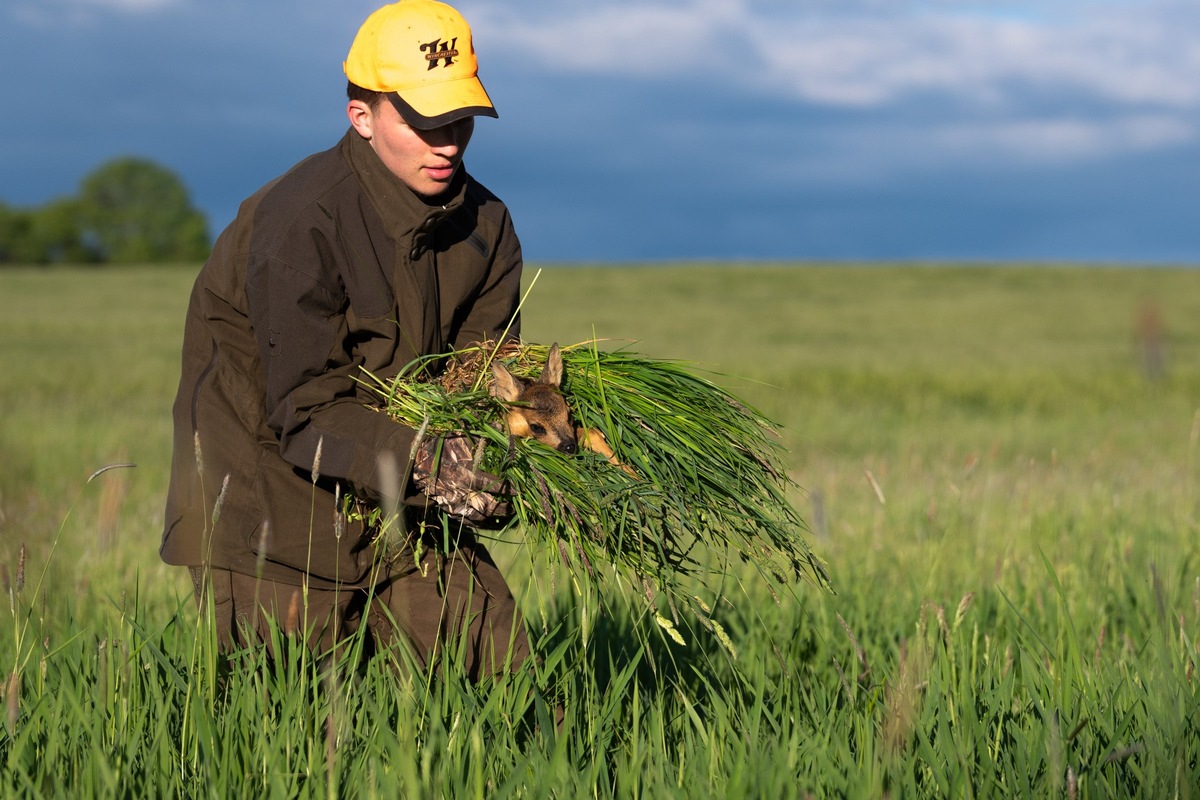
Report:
161,0,528,679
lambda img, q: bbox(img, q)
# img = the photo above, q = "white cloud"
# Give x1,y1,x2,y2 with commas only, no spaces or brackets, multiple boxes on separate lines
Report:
768,15,1200,110
463,0,742,76
931,114,1196,162
466,0,1200,109
460,0,1200,162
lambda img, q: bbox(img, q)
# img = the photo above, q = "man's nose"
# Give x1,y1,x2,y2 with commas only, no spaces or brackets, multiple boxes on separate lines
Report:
423,119,472,150
426,127,458,149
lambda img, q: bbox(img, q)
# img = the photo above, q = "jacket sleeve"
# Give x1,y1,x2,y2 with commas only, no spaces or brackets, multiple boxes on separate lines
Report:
244,253,419,505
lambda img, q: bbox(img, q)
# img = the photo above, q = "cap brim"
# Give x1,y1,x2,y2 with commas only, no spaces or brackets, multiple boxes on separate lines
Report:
389,75,498,130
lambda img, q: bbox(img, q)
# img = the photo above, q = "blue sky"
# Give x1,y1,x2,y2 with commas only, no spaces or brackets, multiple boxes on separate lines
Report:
1,0,1197,263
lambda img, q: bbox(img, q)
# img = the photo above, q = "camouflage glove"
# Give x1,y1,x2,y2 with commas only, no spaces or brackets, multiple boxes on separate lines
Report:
412,434,511,525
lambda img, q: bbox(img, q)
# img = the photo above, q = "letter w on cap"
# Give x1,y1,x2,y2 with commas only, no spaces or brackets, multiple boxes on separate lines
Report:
421,38,459,69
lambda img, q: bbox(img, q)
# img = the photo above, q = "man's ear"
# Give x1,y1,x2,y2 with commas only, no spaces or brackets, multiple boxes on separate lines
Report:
347,100,375,140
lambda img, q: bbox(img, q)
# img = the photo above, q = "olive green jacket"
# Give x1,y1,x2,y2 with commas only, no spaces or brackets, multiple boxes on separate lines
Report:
161,130,523,587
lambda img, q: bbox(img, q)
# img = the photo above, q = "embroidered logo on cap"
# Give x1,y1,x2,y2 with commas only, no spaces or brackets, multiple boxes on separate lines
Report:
421,38,459,70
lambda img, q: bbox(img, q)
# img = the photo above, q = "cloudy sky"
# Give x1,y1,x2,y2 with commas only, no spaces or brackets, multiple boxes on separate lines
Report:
2,0,1197,262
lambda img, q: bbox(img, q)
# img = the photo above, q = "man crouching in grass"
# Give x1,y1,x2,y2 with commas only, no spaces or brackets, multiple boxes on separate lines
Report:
161,0,528,680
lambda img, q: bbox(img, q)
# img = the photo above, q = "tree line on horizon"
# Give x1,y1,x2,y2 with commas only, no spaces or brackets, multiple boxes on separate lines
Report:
0,157,210,265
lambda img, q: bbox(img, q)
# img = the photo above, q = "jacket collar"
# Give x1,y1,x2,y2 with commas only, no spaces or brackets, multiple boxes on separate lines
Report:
339,129,467,253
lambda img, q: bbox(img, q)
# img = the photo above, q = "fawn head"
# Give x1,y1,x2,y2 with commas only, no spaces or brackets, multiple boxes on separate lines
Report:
491,343,579,454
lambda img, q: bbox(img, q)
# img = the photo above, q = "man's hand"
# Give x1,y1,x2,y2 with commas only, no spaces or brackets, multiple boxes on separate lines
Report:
412,434,511,525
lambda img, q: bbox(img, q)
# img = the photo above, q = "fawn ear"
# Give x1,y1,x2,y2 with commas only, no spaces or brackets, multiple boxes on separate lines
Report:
539,343,564,388
490,361,525,402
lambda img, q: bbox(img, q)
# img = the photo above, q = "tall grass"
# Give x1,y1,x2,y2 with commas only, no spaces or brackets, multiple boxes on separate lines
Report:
2,263,1199,796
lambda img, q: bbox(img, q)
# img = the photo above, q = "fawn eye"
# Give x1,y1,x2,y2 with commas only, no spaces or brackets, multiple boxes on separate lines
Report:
530,423,547,436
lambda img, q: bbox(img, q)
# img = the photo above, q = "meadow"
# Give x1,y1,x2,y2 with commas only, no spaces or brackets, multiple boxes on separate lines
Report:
0,262,1198,797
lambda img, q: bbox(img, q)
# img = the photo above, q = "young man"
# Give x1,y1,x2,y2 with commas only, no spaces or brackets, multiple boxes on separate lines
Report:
161,0,528,679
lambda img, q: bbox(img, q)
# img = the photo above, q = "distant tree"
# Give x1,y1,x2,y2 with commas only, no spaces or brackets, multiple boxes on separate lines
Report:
0,199,102,265
76,157,210,263
33,198,101,264
0,203,39,264
0,158,209,266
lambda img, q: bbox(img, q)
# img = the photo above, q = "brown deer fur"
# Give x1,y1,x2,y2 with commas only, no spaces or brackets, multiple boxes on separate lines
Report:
490,344,628,471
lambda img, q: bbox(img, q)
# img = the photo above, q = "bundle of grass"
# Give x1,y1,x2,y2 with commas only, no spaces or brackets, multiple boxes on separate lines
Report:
367,340,828,648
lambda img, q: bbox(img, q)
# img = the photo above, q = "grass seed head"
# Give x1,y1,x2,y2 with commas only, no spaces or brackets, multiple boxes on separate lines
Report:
211,474,230,527
311,436,323,484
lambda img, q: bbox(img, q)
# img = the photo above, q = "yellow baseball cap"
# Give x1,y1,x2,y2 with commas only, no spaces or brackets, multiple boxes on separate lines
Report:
343,0,497,130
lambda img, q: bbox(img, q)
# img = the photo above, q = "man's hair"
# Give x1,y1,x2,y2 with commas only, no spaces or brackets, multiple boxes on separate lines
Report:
347,81,386,108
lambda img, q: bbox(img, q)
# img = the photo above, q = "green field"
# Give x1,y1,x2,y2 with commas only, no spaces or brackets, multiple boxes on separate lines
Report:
1,263,1198,797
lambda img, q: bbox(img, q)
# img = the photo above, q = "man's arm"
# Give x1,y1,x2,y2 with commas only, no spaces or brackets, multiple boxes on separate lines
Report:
243,254,418,504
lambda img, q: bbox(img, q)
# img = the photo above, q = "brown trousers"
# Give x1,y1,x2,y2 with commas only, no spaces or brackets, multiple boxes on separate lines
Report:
189,536,529,681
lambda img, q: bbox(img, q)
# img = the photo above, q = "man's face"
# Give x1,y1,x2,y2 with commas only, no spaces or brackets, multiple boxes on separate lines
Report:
348,98,474,198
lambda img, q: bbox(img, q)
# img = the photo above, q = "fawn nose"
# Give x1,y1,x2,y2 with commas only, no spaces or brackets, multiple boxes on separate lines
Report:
558,440,578,455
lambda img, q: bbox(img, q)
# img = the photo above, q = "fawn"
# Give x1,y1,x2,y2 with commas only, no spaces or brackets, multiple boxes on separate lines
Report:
490,343,631,472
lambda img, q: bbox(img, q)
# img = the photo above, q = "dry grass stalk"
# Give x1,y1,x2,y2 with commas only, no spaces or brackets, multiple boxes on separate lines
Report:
5,670,19,734
952,591,974,631
864,468,887,505
98,460,129,549
836,612,871,686
881,636,930,757
16,543,25,595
